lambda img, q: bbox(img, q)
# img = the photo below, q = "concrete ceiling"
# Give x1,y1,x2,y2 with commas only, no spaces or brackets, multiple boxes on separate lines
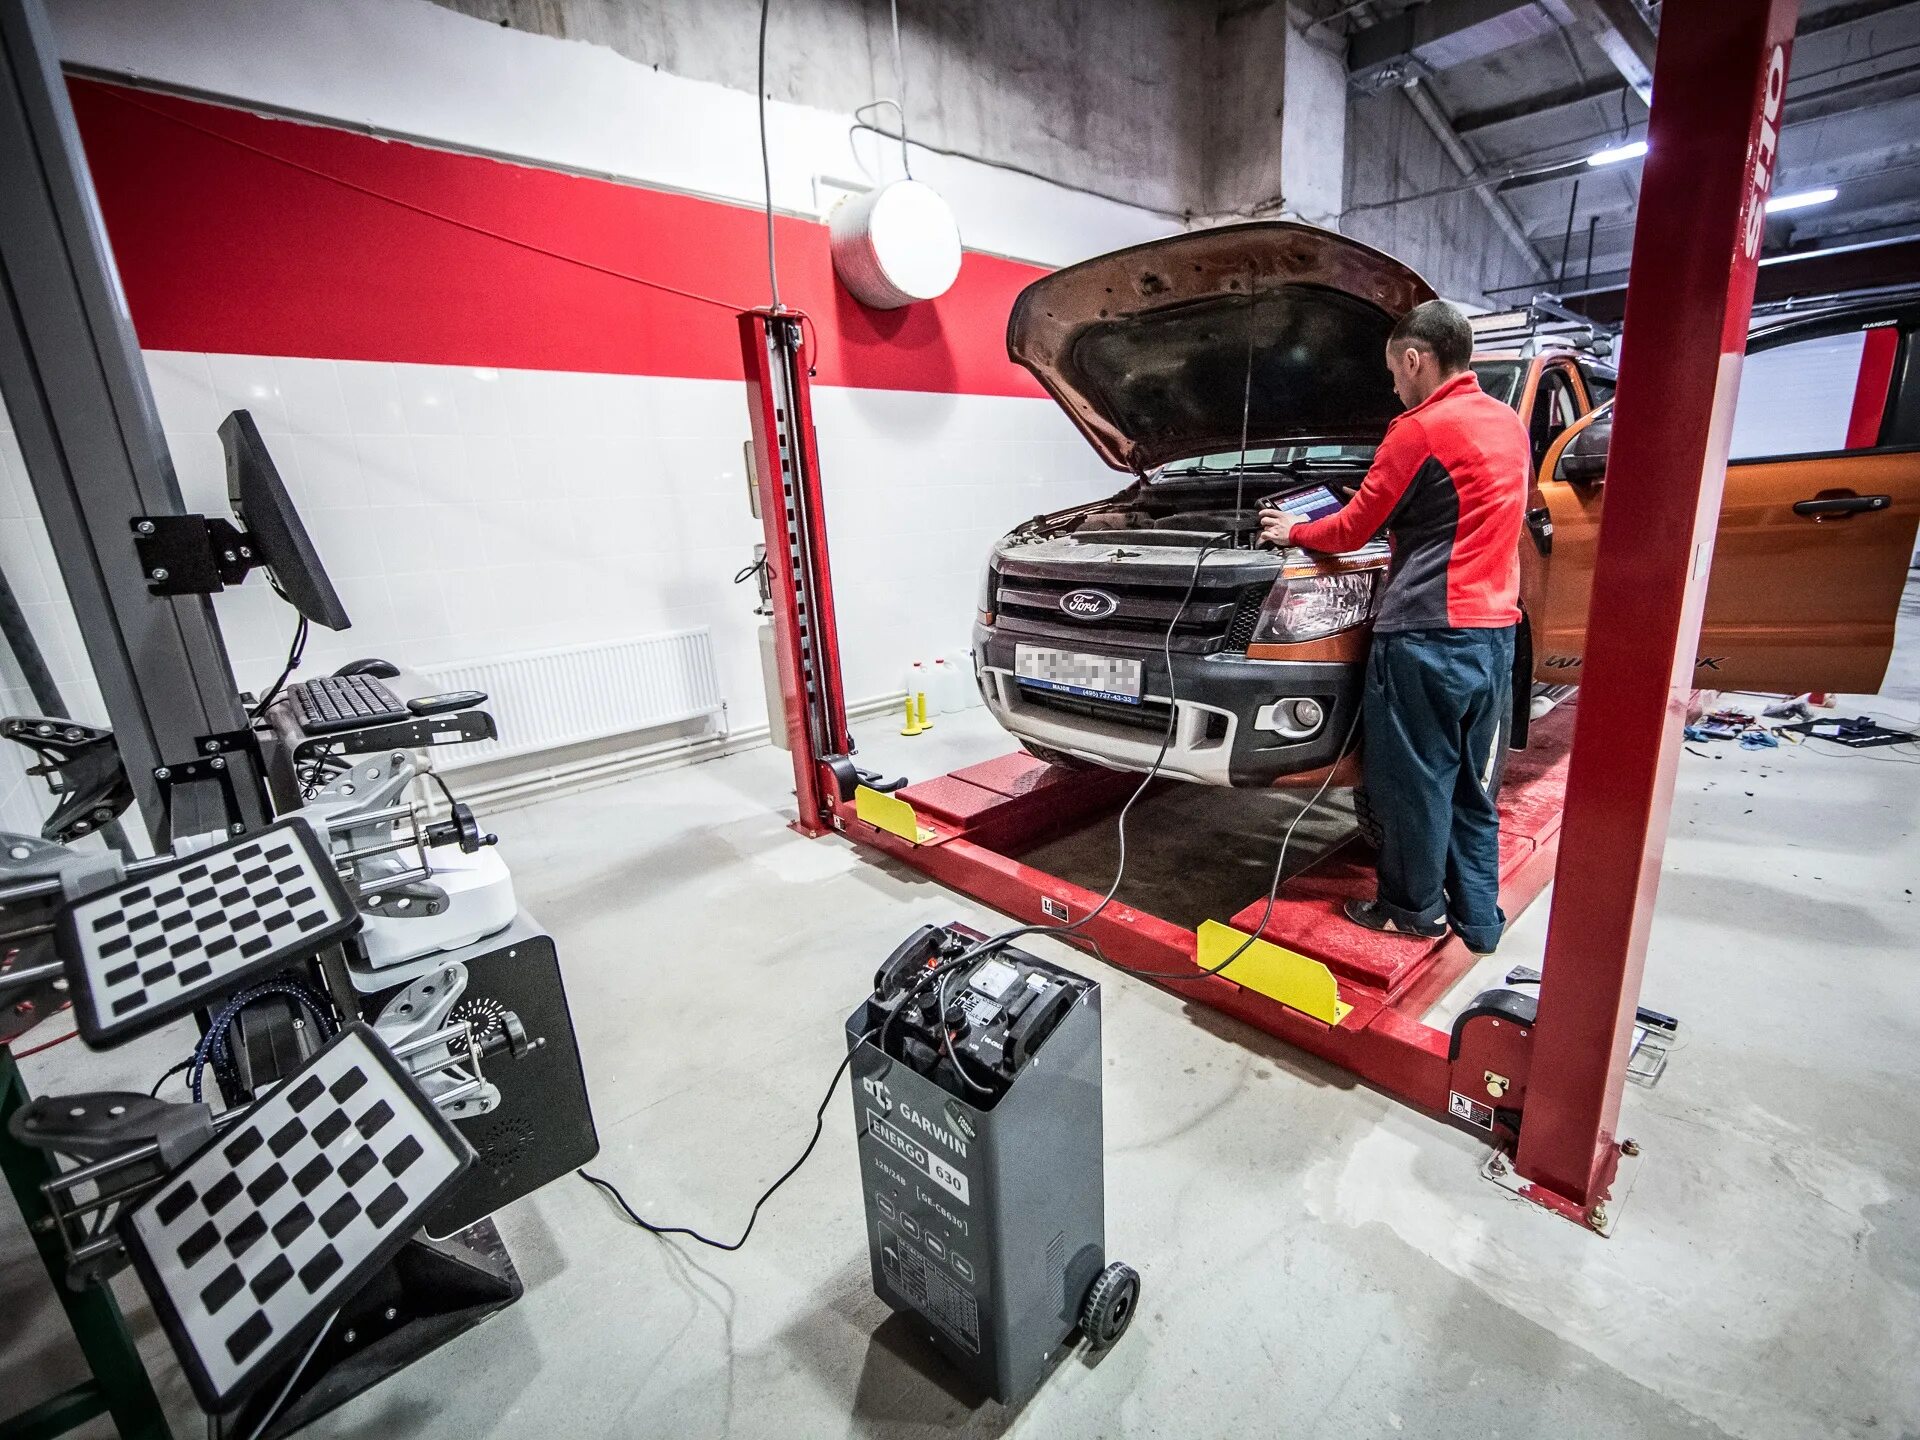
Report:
1331,0,1920,304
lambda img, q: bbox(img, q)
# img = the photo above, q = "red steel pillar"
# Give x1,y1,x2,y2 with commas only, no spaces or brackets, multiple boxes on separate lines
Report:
739,308,853,835
1514,0,1800,1221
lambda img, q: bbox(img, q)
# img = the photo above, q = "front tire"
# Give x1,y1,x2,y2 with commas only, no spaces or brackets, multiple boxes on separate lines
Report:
1351,707,1514,848
1352,784,1385,849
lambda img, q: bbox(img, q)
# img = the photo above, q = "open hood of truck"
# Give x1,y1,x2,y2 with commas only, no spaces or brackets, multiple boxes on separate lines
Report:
1007,223,1435,474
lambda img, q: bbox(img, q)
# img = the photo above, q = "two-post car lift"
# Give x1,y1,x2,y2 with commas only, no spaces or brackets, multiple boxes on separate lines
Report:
739,0,1801,1233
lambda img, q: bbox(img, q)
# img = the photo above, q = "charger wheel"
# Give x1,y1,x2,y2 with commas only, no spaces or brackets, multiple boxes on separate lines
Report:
1080,1261,1140,1349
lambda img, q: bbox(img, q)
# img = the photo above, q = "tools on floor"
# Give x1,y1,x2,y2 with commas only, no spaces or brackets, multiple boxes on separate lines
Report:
1774,714,1920,749
1680,695,1920,754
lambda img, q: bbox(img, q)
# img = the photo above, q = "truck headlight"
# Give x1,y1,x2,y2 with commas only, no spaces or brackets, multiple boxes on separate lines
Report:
977,559,999,626
1249,571,1378,644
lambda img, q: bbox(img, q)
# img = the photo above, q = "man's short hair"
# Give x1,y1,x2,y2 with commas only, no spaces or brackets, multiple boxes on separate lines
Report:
1388,299,1474,373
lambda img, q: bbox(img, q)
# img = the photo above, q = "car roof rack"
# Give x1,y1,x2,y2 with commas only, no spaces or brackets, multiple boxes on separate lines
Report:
1470,297,1617,362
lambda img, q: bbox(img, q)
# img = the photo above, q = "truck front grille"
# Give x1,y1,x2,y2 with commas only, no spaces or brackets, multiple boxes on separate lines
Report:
995,574,1271,655
1224,590,1265,650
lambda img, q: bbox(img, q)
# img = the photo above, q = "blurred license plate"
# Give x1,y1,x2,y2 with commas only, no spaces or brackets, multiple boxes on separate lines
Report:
1014,646,1143,704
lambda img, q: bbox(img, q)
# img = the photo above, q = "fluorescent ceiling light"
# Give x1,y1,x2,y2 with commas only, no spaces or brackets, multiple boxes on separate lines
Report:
1765,186,1838,214
1586,139,1649,168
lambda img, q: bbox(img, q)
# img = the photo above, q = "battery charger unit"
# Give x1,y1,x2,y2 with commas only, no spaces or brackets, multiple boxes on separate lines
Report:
846,923,1138,1405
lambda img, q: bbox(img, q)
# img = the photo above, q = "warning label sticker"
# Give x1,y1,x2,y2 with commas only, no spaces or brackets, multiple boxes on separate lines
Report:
1448,1091,1494,1129
867,1109,970,1205
879,1221,981,1353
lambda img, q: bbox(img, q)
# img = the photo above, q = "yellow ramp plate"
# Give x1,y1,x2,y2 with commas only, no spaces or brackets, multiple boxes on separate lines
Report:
1195,920,1352,1026
854,785,936,845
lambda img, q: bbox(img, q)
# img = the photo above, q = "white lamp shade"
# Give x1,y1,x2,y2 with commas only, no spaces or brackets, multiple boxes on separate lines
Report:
829,179,963,309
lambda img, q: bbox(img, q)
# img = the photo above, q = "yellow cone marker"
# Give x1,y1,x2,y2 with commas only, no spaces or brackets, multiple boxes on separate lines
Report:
901,696,923,736
916,691,933,730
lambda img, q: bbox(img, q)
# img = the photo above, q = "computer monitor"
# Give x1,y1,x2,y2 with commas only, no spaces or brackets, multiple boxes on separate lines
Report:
220,409,351,631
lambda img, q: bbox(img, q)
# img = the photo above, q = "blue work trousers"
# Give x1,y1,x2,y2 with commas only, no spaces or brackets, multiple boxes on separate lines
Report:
1363,625,1515,952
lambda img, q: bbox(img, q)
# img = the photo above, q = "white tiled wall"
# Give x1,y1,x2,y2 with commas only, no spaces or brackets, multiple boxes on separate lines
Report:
0,0,1166,832
0,351,1120,830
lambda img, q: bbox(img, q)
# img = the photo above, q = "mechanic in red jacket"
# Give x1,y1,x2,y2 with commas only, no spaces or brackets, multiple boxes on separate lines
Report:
1259,299,1529,952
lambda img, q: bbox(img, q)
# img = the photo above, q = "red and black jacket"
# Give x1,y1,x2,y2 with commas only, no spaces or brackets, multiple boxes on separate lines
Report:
1289,370,1529,633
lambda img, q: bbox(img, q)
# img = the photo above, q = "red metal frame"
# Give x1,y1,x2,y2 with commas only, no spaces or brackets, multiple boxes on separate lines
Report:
1513,0,1801,1224
823,721,1572,1120
739,299,1575,1126
736,352,1565,1190
737,0,1797,1229
740,308,853,836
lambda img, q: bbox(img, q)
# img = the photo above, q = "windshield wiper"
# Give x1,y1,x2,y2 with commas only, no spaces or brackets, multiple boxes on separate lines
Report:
1156,457,1366,481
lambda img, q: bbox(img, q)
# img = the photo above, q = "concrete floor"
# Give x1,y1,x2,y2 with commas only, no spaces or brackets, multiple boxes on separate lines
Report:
8,618,1920,1438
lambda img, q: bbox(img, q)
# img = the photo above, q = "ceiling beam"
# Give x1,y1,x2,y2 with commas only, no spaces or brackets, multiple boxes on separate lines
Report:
1546,0,1655,105
1552,234,1920,324
1348,0,1551,87
1455,75,1628,136
1457,0,1920,135
1495,61,1920,194
1399,74,1553,273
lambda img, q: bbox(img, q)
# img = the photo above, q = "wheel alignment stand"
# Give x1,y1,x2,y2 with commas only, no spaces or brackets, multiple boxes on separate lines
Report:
742,0,1792,1230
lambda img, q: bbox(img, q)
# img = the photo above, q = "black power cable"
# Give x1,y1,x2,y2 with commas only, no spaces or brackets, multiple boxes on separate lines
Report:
148,1057,194,1098
934,276,1365,988
575,494,1347,1248
757,0,780,310
1106,698,1364,982
249,614,309,721
577,1029,875,1252
577,205,1362,1247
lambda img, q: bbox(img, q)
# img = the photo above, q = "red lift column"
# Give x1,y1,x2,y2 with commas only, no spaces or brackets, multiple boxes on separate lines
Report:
1514,0,1801,1226
740,308,854,836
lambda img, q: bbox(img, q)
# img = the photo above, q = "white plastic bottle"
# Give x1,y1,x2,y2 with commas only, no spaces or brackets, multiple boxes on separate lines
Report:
946,650,980,710
931,656,964,714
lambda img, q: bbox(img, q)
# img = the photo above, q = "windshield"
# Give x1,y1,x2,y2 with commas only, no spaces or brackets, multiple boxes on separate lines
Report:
1156,443,1376,479
1471,360,1525,409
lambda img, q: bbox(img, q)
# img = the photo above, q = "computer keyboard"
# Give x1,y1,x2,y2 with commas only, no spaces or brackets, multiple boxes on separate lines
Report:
288,674,410,734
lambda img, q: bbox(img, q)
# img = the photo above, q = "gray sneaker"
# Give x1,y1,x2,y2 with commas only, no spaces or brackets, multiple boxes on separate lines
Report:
1342,898,1446,939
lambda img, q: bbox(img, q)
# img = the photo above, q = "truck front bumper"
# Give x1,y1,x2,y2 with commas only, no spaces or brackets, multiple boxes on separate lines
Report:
972,623,1364,788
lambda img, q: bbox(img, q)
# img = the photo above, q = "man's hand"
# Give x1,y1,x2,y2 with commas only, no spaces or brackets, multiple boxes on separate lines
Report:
1257,508,1298,549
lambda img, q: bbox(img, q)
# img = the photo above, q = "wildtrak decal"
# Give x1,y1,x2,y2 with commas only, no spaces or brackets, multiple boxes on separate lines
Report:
1542,655,1727,671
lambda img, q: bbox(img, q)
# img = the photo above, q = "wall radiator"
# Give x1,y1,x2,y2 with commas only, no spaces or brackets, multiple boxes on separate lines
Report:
418,629,724,769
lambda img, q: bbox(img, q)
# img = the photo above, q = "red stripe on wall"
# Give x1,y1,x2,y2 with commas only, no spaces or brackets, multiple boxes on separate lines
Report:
68,78,1050,398
1845,324,1899,449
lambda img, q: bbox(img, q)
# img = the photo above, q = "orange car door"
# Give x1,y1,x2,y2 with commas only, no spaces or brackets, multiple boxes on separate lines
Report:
1700,314,1920,692
1534,309,1920,693
1516,362,1595,675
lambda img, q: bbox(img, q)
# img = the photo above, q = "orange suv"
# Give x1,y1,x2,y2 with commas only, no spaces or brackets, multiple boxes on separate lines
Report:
972,223,1920,787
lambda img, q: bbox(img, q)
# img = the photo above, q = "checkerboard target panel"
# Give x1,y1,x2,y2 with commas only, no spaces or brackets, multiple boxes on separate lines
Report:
62,817,358,1046
123,1024,473,1411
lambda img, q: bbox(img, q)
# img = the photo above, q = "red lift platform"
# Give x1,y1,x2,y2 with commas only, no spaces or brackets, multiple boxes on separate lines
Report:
848,710,1574,1129
738,0,1800,1233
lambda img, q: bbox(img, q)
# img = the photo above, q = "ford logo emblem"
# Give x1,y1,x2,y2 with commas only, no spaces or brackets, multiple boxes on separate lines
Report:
1060,588,1118,620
